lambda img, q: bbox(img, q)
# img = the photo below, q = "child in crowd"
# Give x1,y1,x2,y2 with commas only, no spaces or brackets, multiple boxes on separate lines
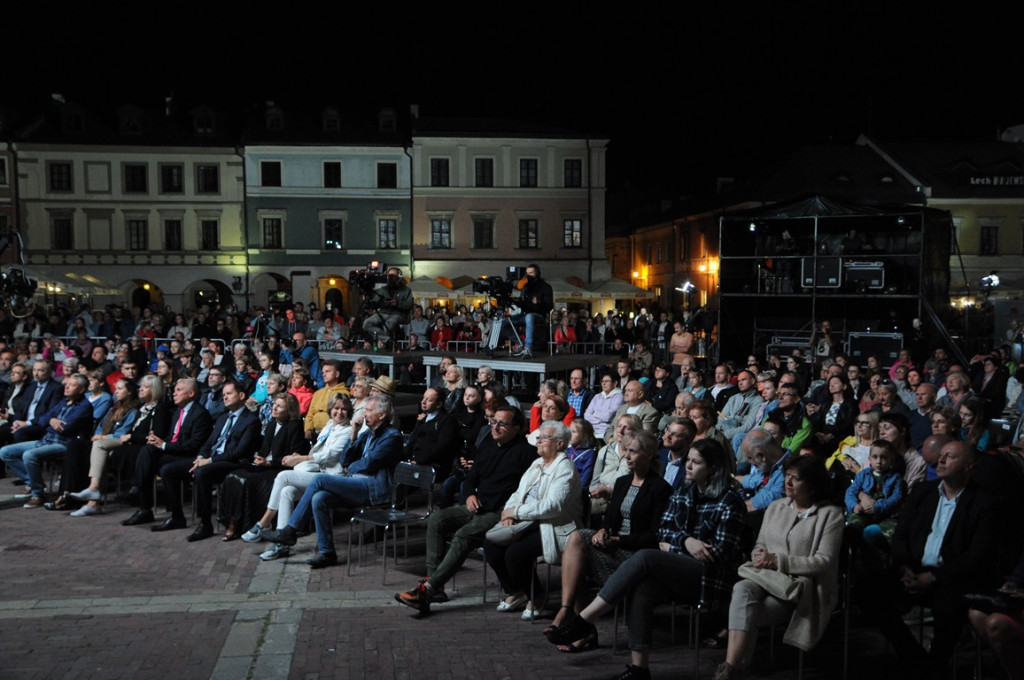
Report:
845,439,905,569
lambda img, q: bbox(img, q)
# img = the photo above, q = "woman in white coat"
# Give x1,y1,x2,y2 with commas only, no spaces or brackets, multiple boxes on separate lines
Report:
240,394,354,560
484,420,583,620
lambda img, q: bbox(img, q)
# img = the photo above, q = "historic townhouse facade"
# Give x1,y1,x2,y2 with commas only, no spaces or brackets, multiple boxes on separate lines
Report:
243,105,412,315
410,118,609,287
15,101,245,311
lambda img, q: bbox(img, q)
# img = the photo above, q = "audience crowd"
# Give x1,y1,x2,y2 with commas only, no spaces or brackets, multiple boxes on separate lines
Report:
2,299,1024,680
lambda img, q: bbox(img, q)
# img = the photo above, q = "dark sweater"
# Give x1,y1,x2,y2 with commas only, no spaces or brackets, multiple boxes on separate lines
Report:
461,433,536,513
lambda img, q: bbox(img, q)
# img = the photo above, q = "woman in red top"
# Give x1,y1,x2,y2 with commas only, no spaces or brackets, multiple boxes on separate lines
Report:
554,316,577,354
288,367,315,416
430,315,453,351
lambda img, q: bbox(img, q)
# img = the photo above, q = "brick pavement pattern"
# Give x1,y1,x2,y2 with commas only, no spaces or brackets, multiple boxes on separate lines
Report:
0,482,931,679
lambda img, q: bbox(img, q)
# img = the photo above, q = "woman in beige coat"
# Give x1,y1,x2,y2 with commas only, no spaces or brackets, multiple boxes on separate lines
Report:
714,455,845,680
484,420,584,621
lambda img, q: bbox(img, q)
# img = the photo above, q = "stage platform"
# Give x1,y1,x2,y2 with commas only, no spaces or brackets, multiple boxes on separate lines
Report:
321,349,617,387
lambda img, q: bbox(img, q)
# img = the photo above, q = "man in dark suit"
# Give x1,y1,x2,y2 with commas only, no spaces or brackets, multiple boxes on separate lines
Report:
154,380,260,540
860,439,999,674
122,378,214,527
2,360,63,446
405,388,460,476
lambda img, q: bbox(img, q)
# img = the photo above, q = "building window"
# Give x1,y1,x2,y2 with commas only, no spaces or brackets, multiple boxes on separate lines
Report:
473,218,495,249
564,159,583,188
196,165,219,193
430,158,450,187
430,218,452,249
679,227,690,262
160,164,183,193
324,218,344,250
127,219,148,250
377,162,398,188
263,218,283,249
518,219,539,249
980,225,999,255
261,161,281,187
164,219,183,251
475,158,494,187
124,164,148,193
379,218,398,249
563,219,582,248
52,217,74,250
323,162,342,188
0,158,8,186
49,162,73,192
520,159,538,187
201,220,219,250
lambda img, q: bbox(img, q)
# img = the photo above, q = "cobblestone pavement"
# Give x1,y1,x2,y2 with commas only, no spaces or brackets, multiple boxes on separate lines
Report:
0,483,963,680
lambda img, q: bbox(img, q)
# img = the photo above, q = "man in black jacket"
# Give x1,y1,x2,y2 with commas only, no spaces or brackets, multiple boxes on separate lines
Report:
510,264,553,359
154,380,261,541
860,439,999,674
394,405,535,614
405,388,460,477
122,378,214,527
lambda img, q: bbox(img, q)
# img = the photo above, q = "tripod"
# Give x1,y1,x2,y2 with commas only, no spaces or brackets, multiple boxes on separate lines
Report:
485,312,523,358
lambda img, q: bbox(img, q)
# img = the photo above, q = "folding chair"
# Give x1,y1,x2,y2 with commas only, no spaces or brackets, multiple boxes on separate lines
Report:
347,462,435,584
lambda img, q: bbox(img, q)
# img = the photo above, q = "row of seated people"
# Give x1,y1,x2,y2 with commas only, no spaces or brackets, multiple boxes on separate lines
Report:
4,347,1023,678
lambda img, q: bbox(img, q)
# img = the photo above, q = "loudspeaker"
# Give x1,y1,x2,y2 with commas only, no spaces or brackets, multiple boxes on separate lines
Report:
801,257,841,289
846,333,902,368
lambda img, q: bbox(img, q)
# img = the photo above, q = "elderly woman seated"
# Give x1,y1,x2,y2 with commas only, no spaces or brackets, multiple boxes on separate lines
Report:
713,455,844,680
483,420,584,620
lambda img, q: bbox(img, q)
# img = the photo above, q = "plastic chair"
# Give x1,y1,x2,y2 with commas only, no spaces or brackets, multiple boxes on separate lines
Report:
347,462,435,584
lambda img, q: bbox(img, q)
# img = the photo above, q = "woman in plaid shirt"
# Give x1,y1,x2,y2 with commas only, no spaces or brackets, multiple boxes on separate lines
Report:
548,437,747,680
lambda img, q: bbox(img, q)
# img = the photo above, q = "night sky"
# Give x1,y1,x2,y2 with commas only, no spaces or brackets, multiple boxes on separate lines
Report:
7,8,1022,197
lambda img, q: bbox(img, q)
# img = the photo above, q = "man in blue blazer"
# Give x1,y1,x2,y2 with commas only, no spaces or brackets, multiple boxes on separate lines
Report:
1,374,93,506
122,378,214,528
261,393,403,568
2,360,63,446
656,417,696,490
154,379,261,540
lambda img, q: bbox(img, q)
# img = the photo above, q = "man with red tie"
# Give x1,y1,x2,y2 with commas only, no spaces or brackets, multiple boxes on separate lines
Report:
122,378,214,527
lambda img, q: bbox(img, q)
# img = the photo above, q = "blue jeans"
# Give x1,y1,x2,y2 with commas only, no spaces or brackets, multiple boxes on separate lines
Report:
0,440,69,496
506,312,543,350
286,473,374,556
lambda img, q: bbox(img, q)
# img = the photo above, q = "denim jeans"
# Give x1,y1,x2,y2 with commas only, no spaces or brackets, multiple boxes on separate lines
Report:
286,473,374,556
506,312,543,350
0,440,69,496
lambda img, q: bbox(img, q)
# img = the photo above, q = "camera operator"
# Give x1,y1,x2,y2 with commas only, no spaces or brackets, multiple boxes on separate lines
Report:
362,267,412,348
507,263,553,359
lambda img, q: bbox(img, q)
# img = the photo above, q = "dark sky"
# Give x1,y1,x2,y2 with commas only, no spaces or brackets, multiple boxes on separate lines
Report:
8,8,1022,196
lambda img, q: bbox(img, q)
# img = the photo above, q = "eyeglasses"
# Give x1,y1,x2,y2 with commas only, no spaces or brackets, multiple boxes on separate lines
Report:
535,435,558,442
855,420,871,425
488,419,513,430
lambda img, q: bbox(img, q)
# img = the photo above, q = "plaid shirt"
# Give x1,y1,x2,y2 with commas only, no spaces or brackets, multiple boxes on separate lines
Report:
657,483,748,612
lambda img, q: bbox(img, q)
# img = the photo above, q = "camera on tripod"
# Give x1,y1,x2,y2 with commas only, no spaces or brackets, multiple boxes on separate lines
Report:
349,261,388,297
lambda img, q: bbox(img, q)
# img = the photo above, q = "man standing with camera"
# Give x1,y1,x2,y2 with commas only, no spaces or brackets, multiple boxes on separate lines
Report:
362,267,412,348
510,264,553,359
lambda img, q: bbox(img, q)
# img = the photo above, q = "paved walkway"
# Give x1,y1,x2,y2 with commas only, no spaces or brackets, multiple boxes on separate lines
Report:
0,484,983,680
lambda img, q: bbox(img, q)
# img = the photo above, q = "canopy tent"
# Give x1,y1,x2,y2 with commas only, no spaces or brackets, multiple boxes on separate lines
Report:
586,277,656,300
407,276,455,300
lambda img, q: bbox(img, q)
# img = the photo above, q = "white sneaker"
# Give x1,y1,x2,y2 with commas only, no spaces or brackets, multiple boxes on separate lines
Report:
70,488,101,502
70,505,100,517
521,606,543,621
259,544,290,561
241,522,265,543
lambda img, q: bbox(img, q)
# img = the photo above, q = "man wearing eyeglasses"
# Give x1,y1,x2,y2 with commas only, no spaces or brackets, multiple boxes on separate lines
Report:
394,404,536,615
769,386,812,456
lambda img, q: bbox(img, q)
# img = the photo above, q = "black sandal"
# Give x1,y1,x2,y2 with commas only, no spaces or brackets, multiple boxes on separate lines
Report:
702,629,728,648
547,616,597,646
543,605,572,638
555,630,599,653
